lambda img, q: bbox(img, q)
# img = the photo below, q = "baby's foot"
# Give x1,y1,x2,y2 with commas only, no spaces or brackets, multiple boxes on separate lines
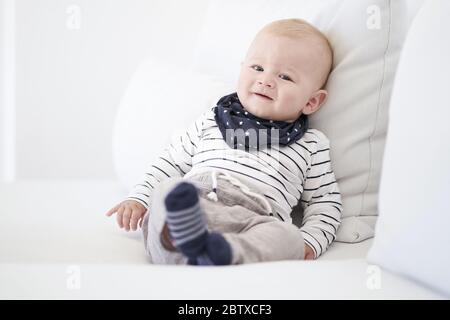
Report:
164,182,232,265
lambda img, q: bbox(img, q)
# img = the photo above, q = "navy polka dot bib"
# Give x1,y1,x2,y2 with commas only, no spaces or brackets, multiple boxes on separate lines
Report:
214,92,309,151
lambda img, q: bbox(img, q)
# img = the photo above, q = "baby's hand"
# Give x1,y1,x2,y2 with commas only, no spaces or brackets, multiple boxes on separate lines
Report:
105,200,147,231
304,243,315,260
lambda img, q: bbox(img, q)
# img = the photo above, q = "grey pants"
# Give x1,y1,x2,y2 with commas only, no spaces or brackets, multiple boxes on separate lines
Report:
142,171,305,265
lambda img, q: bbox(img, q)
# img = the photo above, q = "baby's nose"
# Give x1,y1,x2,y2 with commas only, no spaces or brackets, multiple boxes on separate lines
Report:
257,78,275,88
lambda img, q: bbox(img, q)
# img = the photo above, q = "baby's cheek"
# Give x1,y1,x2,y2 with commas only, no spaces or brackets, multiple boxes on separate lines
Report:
286,91,306,109
237,76,248,92
236,85,249,104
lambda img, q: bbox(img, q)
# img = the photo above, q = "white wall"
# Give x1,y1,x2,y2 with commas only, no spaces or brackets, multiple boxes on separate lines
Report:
1,0,209,181
0,0,16,182
0,0,425,182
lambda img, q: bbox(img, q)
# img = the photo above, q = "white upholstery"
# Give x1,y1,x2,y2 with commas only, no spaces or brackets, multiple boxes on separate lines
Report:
2,0,442,300
114,0,418,243
0,261,441,299
0,180,441,299
0,180,369,265
368,0,450,298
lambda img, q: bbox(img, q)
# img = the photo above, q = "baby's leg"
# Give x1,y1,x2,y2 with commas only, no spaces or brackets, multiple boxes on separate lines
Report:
212,207,306,264
164,182,232,266
146,177,304,265
161,181,304,265
199,189,305,263
144,177,188,265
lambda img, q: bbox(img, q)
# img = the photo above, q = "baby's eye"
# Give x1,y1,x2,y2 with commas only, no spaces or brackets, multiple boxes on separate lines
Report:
279,74,292,81
251,65,263,72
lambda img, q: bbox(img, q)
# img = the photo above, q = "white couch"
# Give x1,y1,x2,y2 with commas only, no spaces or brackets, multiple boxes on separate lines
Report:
0,181,440,299
0,0,447,299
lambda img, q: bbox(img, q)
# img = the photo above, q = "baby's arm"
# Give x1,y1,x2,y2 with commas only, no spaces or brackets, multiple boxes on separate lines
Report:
299,137,342,259
106,109,210,230
126,110,209,206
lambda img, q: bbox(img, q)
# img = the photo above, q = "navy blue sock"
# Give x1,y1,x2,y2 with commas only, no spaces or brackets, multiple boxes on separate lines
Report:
164,182,232,265
197,232,233,266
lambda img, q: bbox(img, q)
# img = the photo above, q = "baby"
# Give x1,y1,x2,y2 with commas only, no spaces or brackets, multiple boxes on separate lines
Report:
106,19,342,265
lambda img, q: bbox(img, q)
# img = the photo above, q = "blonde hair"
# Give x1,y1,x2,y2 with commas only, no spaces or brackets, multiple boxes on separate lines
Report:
259,18,333,89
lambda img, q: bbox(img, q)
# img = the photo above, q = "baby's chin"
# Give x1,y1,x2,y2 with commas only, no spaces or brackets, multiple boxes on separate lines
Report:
239,97,264,115
240,101,281,121
241,103,271,120
243,104,297,122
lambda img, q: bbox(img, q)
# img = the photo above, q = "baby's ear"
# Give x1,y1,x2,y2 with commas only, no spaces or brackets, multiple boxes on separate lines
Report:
303,90,328,115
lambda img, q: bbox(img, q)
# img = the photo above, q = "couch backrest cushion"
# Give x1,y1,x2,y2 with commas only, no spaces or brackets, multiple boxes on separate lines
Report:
368,0,450,297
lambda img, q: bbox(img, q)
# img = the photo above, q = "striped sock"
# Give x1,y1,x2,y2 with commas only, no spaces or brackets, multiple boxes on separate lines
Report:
164,182,232,266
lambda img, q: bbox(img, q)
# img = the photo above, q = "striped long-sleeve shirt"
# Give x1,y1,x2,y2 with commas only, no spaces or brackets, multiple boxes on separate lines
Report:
127,106,342,258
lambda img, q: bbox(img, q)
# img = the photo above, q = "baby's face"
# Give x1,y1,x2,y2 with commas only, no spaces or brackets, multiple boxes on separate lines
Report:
237,32,328,122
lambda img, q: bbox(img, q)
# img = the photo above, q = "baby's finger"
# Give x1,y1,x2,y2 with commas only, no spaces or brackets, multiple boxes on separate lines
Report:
117,206,125,228
116,211,123,228
139,214,146,228
105,204,120,216
130,211,140,231
122,207,132,231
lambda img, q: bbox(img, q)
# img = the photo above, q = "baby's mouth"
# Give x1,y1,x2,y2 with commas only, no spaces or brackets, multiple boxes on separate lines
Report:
253,92,274,101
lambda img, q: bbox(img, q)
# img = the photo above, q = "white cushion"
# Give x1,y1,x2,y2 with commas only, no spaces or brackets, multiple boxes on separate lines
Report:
0,181,440,299
114,0,420,242
0,180,371,265
0,260,440,299
367,0,450,297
